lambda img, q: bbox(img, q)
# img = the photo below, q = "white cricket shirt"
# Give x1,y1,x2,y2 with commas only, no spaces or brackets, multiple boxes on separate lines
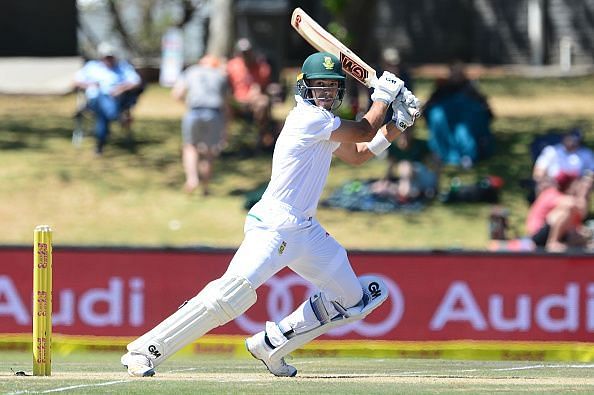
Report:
74,60,141,99
261,96,341,218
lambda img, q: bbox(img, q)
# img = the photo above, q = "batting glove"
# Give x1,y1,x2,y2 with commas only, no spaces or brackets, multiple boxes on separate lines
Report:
392,101,415,131
371,71,404,104
396,88,422,119
400,88,421,108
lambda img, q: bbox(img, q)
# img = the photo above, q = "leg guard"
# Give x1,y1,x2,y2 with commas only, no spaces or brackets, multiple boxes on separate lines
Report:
268,275,388,359
127,275,256,367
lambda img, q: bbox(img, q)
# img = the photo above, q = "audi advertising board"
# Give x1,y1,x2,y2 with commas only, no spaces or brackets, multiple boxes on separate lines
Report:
1,247,594,343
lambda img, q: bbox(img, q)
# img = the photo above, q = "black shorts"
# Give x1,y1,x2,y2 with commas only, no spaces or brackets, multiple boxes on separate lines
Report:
531,224,551,247
531,223,568,246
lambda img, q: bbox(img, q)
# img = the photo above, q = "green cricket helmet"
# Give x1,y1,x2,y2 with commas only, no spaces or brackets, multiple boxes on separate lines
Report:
301,52,345,79
296,52,345,109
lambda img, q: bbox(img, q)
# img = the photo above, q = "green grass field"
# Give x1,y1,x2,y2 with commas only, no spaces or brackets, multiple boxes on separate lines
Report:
0,75,593,250
2,351,594,394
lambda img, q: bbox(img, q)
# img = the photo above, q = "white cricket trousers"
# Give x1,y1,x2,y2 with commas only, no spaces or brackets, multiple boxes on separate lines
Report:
223,199,363,312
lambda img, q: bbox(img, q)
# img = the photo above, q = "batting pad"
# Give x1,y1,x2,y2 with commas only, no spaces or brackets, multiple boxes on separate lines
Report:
270,275,389,359
127,275,256,366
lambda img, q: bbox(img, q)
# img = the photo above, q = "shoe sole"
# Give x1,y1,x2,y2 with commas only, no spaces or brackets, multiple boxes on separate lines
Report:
123,364,155,377
245,340,297,377
141,369,155,377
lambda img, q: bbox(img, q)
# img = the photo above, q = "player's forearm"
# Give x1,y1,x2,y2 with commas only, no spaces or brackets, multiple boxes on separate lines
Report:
383,121,403,142
360,122,402,160
336,100,388,144
338,122,402,166
362,100,389,133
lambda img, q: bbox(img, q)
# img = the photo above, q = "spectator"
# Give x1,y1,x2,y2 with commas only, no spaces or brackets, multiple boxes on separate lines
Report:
74,42,143,154
424,61,494,168
526,171,593,252
371,129,438,203
375,48,433,202
226,38,274,148
172,54,230,196
532,128,594,195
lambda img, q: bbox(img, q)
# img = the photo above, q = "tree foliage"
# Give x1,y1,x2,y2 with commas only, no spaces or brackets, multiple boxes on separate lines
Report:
78,0,202,61
322,0,378,62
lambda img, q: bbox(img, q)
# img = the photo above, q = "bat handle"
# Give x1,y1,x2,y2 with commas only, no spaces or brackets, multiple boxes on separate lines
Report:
408,108,421,119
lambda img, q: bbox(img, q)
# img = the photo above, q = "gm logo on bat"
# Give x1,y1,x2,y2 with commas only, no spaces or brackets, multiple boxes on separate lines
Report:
340,53,368,83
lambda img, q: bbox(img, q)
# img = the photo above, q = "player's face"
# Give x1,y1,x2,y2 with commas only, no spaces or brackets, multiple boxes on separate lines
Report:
308,79,339,110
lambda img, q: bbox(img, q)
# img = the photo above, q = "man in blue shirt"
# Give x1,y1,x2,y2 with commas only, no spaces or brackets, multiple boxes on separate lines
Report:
75,42,143,154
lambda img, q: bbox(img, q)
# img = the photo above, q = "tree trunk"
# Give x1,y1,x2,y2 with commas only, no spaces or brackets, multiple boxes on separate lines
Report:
106,0,140,55
205,0,233,57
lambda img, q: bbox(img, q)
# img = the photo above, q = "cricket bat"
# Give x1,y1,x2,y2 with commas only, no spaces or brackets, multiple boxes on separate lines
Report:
291,7,419,118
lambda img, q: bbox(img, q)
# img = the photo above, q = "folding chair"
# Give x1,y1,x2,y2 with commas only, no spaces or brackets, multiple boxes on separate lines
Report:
71,89,134,148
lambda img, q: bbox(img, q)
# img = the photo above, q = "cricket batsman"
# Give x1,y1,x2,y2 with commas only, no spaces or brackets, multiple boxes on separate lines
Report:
121,52,421,377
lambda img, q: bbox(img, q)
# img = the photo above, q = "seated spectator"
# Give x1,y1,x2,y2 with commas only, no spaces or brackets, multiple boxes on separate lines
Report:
371,130,438,203
526,171,593,252
74,42,143,154
424,61,494,168
226,38,274,148
532,128,594,196
172,54,230,196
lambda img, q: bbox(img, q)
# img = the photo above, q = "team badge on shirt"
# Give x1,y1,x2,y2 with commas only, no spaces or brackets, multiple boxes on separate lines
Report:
323,57,335,70
278,241,287,255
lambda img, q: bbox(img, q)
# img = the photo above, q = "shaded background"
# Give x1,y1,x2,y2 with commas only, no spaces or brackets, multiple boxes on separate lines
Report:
2,0,593,70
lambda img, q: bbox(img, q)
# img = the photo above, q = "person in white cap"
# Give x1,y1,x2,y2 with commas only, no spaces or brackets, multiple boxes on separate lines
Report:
121,51,421,378
74,42,143,154
532,128,594,196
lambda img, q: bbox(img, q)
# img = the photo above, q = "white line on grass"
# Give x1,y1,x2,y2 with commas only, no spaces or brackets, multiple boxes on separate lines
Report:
493,365,546,371
5,380,128,395
493,364,594,372
386,363,594,377
166,367,199,373
548,364,594,368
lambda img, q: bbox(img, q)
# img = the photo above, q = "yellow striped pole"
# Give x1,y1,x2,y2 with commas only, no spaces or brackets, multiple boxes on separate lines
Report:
33,225,52,376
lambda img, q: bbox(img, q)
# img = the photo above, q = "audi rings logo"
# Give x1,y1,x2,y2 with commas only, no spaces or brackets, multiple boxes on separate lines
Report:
235,274,404,337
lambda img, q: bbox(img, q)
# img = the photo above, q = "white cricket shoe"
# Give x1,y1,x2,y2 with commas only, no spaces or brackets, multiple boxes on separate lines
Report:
121,351,155,377
245,331,297,377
